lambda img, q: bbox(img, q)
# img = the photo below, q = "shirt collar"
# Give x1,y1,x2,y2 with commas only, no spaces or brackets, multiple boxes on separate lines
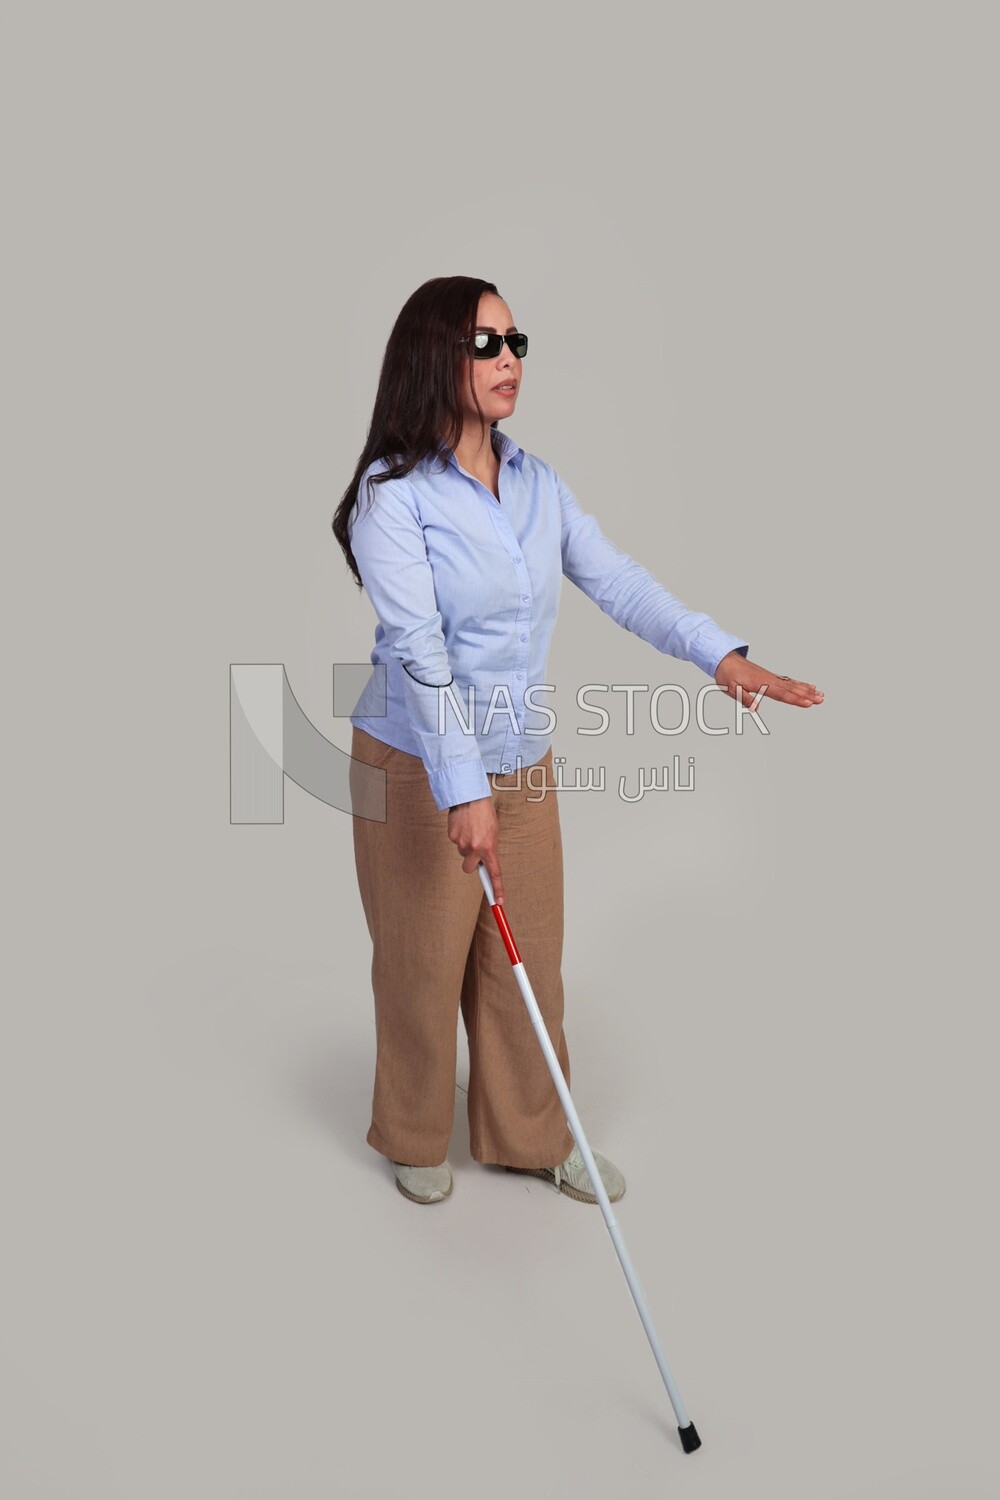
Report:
433,428,525,474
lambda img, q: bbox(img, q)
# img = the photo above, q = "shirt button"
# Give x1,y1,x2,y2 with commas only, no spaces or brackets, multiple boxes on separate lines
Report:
521,595,529,602
512,555,522,563
519,634,527,642
516,672,523,679
501,763,511,772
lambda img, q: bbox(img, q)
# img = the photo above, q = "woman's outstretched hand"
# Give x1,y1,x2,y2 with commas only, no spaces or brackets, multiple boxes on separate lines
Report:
447,796,506,904
714,650,824,708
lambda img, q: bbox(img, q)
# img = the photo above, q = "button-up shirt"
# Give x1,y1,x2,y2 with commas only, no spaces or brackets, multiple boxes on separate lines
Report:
348,428,749,811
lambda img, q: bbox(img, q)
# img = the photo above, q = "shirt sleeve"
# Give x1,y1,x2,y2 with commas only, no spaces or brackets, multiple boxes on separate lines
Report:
556,469,750,677
349,474,492,810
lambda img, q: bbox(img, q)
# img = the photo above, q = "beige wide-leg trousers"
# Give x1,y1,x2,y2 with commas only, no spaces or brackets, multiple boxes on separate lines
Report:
350,725,576,1170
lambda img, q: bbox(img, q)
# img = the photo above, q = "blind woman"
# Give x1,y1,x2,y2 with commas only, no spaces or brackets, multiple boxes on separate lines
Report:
331,276,823,1206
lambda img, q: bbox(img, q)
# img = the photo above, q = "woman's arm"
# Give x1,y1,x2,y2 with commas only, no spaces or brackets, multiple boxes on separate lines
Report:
556,468,750,677
349,476,493,809
556,469,823,708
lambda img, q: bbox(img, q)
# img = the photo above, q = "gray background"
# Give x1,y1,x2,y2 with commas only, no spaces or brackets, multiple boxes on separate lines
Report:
4,3,996,1496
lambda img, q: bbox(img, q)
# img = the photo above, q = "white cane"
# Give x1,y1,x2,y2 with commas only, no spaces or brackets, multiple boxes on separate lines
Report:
477,862,702,1454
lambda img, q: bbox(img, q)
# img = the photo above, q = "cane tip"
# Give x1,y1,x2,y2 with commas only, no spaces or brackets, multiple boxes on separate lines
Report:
679,1421,701,1454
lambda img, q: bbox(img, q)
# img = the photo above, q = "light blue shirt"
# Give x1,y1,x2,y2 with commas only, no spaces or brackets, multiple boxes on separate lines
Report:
348,428,749,810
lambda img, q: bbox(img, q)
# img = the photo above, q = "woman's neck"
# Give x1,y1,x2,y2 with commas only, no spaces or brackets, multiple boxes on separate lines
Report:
452,425,498,478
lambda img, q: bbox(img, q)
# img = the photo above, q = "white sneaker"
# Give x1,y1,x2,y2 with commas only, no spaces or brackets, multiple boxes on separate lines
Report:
391,1160,454,1204
506,1145,625,1203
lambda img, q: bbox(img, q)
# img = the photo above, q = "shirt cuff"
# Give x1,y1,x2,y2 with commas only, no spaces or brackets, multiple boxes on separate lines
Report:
426,757,493,812
687,626,750,678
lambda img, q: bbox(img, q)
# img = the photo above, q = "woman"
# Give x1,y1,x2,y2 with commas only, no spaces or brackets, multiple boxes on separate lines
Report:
331,276,823,1206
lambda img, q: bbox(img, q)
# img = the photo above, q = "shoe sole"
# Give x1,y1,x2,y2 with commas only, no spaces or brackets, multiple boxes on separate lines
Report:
504,1165,625,1204
393,1172,454,1205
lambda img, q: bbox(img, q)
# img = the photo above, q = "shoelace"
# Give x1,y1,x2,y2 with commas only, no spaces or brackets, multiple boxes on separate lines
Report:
555,1146,589,1193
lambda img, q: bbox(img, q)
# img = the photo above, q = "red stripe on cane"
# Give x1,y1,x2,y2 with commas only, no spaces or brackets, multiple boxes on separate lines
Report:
489,902,521,966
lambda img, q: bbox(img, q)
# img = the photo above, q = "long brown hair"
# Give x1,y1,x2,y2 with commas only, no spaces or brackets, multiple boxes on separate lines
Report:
331,275,500,588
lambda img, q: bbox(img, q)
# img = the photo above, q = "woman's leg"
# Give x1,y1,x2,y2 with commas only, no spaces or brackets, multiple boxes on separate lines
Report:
350,726,483,1167
460,748,576,1169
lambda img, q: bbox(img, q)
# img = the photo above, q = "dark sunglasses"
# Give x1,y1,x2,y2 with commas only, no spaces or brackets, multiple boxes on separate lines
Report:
460,331,529,359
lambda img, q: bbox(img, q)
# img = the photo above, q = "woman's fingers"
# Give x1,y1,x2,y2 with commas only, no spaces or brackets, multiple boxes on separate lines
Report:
716,656,824,708
484,854,506,906
449,799,505,903
766,676,824,706
459,847,505,903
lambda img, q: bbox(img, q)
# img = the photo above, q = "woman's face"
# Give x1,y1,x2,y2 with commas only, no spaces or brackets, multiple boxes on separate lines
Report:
456,292,522,432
